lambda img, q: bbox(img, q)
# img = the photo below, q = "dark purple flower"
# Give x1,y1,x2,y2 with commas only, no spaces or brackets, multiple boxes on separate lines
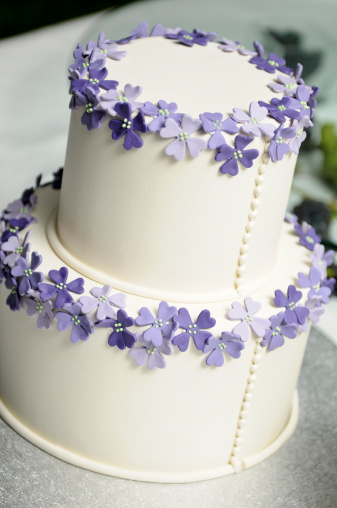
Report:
69,50,106,79
172,308,216,352
135,301,178,347
51,167,63,190
203,332,244,367
108,102,147,150
321,277,336,293
281,116,313,155
227,297,270,341
73,86,106,131
11,251,43,295
70,67,118,94
95,309,136,350
215,135,259,176
56,302,93,343
0,249,6,284
232,102,276,138
259,97,300,123
262,312,297,351
310,244,334,279
218,38,256,56
1,217,34,243
298,267,331,304
269,124,295,162
250,44,292,75
199,112,238,149
141,100,183,133
165,28,215,47
4,272,21,311
3,193,37,221
117,22,149,45
26,290,54,329
39,266,84,308
79,285,126,320
129,333,173,370
274,285,309,325
294,221,321,251
160,116,207,160
101,84,143,117
1,231,31,268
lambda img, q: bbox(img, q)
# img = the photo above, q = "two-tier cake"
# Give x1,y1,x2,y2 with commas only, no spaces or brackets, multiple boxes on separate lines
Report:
0,22,334,483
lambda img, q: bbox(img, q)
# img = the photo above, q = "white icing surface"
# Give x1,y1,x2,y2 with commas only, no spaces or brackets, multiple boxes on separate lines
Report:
58,35,297,295
0,187,311,481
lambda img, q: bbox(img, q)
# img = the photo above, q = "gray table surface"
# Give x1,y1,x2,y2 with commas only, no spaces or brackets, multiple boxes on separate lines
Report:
0,327,336,508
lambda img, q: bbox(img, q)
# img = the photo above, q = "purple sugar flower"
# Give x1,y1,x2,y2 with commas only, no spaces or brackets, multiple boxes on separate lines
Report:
3,193,37,221
56,302,93,343
321,277,336,294
11,251,43,295
172,308,216,352
1,231,31,268
310,244,334,279
215,135,259,176
69,51,106,79
108,102,147,150
150,23,168,37
232,102,276,138
117,22,149,45
70,67,118,94
295,85,315,117
5,273,21,311
84,32,127,61
203,332,244,367
262,312,297,351
227,297,270,341
160,116,207,160
199,112,238,149
101,84,143,117
281,116,313,154
259,97,300,123
130,333,173,370
268,74,303,96
26,290,54,329
39,266,84,308
249,44,292,75
298,267,331,304
135,301,178,347
294,221,321,251
285,211,298,224
141,100,183,132
0,249,6,284
218,38,256,56
79,285,126,320
74,86,106,131
95,309,136,350
165,28,215,47
297,297,325,333
269,124,295,162
1,217,34,243
274,285,309,325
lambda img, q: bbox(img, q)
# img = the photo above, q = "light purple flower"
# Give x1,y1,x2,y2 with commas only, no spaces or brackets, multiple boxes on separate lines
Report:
160,116,207,160
39,266,85,308
130,333,173,370
4,272,21,311
203,332,244,367
84,32,127,61
141,100,183,132
101,84,143,117
250,44,292,75
11,251,43,295
150,23,168,37
298,267,331,304
227,297,270,341
295,85,314,117
95,309,136,350
3,193,37,221
199,112,238,149
56,302,93,343
26,290,54,329
274,285,309,325
108,102,147,150
79,285,126,320
172,308,216,352
321,277,336,294
294,221,321,251
259,97,300,123
268,74,301,96
232,102,276,138
69,51,106,79
262,312,297,351
135,301,178,347
285,211,298,224
269,124,295,162
218,38,256,56
310,244,334,279
281,116,313,154
117,22,149,45
1,217,34,244
215,135,259,176
297,297,325,333
1,231,31,268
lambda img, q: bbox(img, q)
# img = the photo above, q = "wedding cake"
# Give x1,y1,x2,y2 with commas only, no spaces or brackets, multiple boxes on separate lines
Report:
0,22,334,483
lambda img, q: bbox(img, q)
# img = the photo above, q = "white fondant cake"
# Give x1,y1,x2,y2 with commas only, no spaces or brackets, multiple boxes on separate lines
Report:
0,24,333,483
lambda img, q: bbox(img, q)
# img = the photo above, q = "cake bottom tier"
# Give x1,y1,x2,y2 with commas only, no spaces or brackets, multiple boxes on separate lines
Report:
0,185,313,483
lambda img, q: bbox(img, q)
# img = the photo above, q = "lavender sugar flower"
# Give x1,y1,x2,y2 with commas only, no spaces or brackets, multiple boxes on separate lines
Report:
79,285,126,320
218,38,256,56
294,221,321,251
101,84,143,117
227,297,270,341
1,231,31,268
160,116,207,160
203,332,244,367
199,112,238,149
269,124,295,162
56,302,94,343
141,100,183,132
274,285,309,325
249,43,292,75
11,251,43,295
232,102,276,138
130,333,173,370
135,301,178,347
298,267,331,303
26,290,54,329
262,313,297,351
310,244,334,279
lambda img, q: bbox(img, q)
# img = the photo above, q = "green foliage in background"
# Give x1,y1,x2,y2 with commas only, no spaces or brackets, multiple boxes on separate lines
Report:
319,124,337,192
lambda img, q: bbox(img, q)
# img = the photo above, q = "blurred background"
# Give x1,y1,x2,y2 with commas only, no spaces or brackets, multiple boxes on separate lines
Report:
1,0,336,286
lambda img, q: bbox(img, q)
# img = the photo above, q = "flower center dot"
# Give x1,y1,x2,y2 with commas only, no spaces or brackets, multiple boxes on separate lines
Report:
99,295,107,303
300,101,309,109
114,322,124,332
305,235,314,244
179,131,189,141
183,35,193,40
268,60,279,67
251,117,260,125
122,118,132,129
212,119,222,130
15,247,23,254
55,282,66,290
71,315,81,325
233,149,243,160
289,301,296,310
158,108,169,115
85,103,93,113
219,342,227,350
276,136,283,144
244,314,253,324
24,268,33,277
154,319,163,329
296,129,303,138
146,347,157,355
278,104,286,111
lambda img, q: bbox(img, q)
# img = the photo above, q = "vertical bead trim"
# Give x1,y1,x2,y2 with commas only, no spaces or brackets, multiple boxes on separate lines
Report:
229,339,263,472
234,149,269,293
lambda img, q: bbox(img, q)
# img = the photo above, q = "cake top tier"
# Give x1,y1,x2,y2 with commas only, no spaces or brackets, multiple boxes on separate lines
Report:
68,22,318,167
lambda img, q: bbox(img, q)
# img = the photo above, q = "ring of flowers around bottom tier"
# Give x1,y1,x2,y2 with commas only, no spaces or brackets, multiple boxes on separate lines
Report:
0,173,335,370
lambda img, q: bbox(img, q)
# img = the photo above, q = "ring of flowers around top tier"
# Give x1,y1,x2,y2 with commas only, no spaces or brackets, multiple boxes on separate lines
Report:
67,22,319,174
0,174,335,370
